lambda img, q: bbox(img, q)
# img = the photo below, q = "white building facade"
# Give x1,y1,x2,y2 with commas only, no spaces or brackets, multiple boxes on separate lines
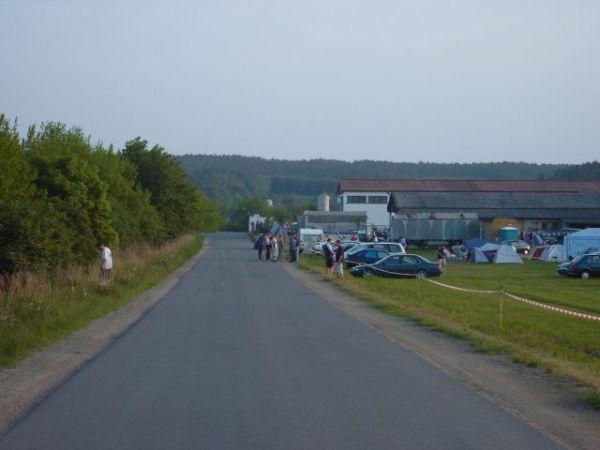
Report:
336,190,390,230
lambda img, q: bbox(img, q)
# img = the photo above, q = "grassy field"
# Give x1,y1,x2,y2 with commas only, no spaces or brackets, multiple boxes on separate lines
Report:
0,235,203,366
299,252,600,400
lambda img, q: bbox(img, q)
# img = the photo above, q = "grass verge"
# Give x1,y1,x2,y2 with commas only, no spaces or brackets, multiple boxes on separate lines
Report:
0,234,202,366
299,253,600,406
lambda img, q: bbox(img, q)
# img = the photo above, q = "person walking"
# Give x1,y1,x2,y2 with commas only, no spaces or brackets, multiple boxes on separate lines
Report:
323,238,335,278
334,240,345,279
97,243,113,283
256,233,265,259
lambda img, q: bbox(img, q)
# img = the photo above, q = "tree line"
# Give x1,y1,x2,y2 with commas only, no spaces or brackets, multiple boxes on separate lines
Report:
0,116,221,276
179,153,599,229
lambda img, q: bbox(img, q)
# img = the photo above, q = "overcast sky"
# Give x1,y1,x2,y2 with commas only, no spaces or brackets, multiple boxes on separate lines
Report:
1,0,599,163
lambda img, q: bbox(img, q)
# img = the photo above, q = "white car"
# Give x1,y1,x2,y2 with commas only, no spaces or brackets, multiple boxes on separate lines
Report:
346,242,406,257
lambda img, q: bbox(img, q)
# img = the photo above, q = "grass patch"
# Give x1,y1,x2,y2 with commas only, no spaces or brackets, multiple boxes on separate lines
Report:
299,253,600,393
0,235,202,366
582,392,600,410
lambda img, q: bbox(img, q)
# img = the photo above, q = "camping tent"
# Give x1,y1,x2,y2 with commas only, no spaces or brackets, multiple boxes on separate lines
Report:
493,244,523,264
473,247,491,263
539,244,564,262
464,238,495,251
529,246,545,260
562,228,600,260
477,243,500,262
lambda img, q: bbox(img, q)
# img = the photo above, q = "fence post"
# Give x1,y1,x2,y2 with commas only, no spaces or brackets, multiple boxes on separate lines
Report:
499,286,504,329
416,274,420,300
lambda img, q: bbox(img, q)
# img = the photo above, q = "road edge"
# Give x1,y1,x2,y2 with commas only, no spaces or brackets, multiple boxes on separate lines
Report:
0,239,208,432
282,261,599,450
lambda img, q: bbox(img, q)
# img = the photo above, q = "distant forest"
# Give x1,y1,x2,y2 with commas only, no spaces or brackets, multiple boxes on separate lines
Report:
179,154,600,223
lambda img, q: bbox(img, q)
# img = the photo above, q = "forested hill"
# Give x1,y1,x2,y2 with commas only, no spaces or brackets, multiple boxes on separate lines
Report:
180,154,557,201
179,154,599,226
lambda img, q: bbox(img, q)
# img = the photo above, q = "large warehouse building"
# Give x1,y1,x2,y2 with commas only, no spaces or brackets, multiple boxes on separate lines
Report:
338,179,600,240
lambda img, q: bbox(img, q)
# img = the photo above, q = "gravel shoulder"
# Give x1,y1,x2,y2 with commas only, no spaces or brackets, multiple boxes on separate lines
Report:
282,262,600,450
0,244,207,431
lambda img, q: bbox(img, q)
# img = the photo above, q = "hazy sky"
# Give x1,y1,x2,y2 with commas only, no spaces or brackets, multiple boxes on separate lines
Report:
1,0,599,163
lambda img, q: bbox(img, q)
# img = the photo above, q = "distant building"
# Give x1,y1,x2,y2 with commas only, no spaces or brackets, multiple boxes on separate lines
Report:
297,211,367,233
384,179,600,241
336,180,391,229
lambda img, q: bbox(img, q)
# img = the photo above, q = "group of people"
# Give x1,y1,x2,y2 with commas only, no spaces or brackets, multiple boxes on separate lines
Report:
321,238,345,279
255,233,300,262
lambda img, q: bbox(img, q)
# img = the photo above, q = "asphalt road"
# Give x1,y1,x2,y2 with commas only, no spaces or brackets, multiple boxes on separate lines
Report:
0,233,560,450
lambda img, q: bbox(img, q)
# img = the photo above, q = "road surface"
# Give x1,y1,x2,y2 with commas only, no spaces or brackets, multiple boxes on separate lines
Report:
0,233,560,449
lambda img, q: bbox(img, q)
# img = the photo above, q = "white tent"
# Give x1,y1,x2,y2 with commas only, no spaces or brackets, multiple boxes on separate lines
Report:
529,246,545,260
493,244,523,264
473,247,490,263
562,228,600,260
539,244,564,262
479,243,500,252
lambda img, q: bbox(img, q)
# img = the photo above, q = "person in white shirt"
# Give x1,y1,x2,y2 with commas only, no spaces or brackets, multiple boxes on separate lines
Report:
270,236,278,261
98,243,113,282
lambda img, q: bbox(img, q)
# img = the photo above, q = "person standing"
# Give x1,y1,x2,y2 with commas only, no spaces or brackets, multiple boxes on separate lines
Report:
265,233,271,261
98,243,113,283
289,234,298,262
399,236,407,249
256,233,265,259
323,238,335,278
271,235,279,261
334,240,345,279
277,236,283,261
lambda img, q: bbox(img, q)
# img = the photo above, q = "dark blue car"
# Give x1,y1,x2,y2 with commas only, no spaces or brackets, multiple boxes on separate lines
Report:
345,249,389,268
557,253,600,279
350,254,443,278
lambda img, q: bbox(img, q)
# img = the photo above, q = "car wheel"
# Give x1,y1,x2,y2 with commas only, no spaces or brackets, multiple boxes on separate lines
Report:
416,270,428,279
581,271,591,280
363,268,373,278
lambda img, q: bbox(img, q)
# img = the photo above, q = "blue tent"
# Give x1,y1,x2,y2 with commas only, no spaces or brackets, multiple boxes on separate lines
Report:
464,238,495,251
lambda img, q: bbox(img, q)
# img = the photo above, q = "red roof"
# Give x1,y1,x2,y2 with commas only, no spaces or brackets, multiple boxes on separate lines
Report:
337,179,600,194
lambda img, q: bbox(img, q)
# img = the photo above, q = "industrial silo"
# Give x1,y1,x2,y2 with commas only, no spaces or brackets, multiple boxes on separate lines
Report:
317,193,330,212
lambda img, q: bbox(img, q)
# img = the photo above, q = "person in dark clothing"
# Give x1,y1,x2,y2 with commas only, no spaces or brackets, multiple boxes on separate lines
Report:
289,235,298,262
323,238,335,277
334,240,345,279
256,233,265,259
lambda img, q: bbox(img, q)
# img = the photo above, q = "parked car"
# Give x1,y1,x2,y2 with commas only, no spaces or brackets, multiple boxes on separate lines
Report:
350,254,442,278
312,240,358,254
557,253,600,279
345,248,390,268
346,242,405,257
503,240,531,255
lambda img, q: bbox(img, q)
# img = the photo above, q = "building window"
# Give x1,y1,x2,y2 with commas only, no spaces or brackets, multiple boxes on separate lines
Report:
368,195,388,204
347,195,367,204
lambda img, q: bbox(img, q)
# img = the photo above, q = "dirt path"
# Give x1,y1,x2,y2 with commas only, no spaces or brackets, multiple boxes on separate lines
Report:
282,263,600,450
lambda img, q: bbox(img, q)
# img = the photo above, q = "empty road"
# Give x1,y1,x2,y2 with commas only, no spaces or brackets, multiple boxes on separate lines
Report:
0,233,560,449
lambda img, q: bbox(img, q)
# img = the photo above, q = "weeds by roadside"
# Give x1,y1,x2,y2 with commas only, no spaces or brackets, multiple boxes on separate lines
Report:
0,235,202,366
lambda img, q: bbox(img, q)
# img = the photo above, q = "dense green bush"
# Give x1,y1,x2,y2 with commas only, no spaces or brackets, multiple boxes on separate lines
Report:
0,115,221,276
